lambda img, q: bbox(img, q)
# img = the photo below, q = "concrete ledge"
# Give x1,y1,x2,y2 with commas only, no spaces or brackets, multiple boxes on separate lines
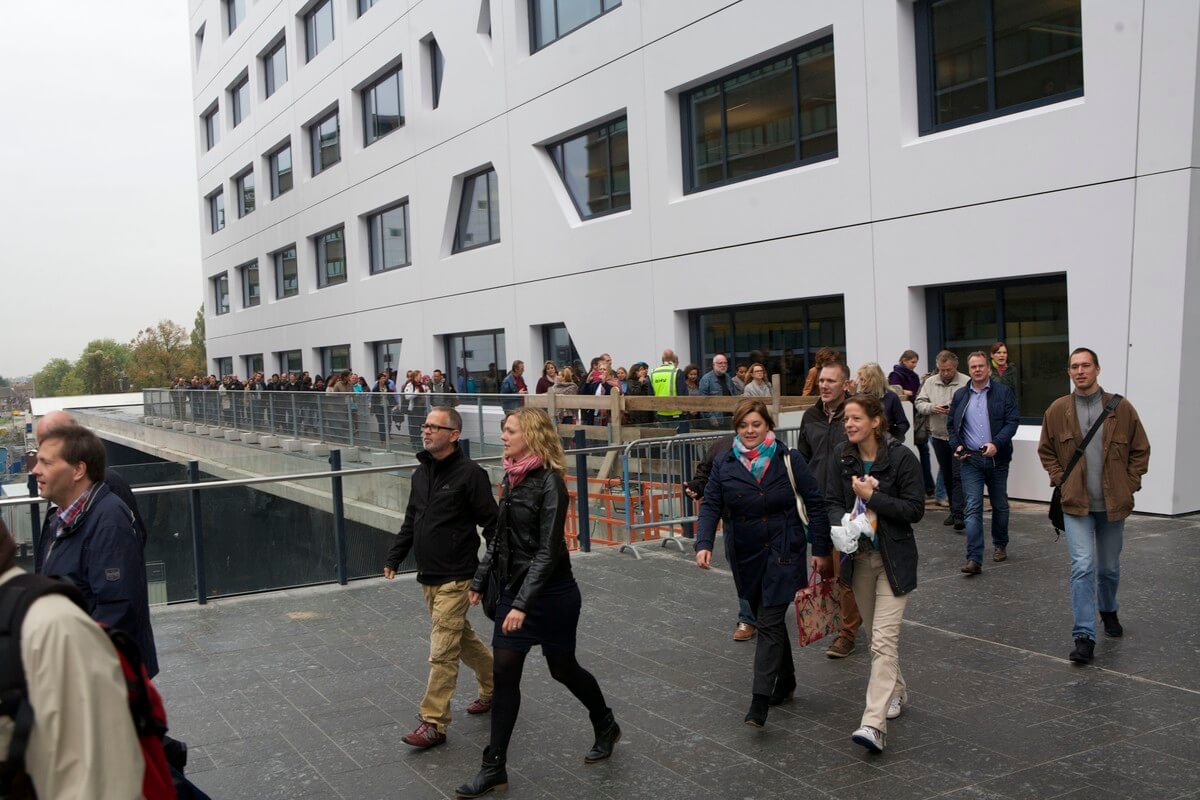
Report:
259,435,281,448
363,451,399,466
281,439,304,452
172,422,185,431
302,442,330,456
194,426,211,436
241,433,260,444
336,447,361,462
183,424,197,433
223,429,241,441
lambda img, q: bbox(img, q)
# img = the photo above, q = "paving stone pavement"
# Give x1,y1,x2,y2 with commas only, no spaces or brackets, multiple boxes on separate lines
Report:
152,506,1200,799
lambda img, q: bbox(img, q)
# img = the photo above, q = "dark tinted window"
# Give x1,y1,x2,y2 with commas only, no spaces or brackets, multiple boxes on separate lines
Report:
270,144,293,197
305,0,335,62
236,171,255,217
311,112,340,175
549,117,629,219
363,67,404,145
453,168,499,252
368,202,410,273
530,0,620,51
265,40,287,98
275,246,298,298
316,227,346,288
241,261,260,307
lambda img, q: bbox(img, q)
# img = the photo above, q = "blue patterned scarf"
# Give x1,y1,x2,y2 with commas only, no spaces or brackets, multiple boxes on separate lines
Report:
732,431,777,483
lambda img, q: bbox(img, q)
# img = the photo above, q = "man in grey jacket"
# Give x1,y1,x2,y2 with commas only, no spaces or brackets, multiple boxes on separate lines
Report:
915,351,970,531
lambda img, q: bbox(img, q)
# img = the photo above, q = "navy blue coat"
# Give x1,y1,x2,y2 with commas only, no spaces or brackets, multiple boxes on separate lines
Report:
696,444,832,608
947,379,1020,465
38,482,159,677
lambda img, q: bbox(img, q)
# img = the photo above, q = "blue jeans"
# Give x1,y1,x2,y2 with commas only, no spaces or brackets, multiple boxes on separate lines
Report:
1063,512,1125,641
917,439,935,495
959,456,1010,563
935,472,946,501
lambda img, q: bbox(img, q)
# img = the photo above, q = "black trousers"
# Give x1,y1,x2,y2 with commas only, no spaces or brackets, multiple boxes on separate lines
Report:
751,602,793,697
931,437,965,519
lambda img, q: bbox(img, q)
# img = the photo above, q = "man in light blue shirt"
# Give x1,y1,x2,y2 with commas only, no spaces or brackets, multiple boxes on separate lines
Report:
948,352,1020,575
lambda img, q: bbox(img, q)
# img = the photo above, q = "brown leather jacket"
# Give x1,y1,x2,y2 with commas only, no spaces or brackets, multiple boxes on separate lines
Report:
1037,390,1150,521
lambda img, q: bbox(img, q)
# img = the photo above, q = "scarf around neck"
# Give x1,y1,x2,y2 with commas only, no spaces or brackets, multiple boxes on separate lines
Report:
732,431,777,483
503,451,544,487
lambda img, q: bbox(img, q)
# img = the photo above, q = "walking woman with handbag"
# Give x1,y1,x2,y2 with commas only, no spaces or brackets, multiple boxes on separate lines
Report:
695,399,832,728
834,394,925,753
458,408,619,798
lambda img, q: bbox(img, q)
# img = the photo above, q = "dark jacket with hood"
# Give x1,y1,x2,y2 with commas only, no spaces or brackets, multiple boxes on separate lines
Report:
887,363,920,399
386,444,499,584
796,396,851,516
37,482,159,677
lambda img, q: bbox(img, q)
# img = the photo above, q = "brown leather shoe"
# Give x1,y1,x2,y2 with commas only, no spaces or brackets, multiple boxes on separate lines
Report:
466,697,492,715
825,636,855,659
960,560,982,575
733,622,756,641
402,721,447,749
993,548,1007,563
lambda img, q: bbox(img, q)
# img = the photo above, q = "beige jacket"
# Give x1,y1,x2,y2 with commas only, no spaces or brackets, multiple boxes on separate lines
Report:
914,371,969,441
0,567,144,799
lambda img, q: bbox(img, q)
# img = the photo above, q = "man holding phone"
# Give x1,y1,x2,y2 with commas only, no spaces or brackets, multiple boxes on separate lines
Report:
948,352,1020,574
915,351,970,531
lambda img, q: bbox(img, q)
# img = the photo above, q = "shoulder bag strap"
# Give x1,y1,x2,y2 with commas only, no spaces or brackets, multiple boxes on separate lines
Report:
781,452,810,527
1061,394,1123,483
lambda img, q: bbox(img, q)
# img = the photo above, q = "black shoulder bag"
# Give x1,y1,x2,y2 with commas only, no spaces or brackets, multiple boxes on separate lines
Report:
1049,394,1122,536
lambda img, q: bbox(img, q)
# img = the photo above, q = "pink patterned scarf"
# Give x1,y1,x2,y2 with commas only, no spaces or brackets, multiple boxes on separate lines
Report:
503,452,544,487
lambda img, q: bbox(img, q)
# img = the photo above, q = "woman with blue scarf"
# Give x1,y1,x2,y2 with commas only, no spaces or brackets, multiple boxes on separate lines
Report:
696,399,832,728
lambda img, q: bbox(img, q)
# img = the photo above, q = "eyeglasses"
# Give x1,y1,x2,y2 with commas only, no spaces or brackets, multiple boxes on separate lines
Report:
421,423,457,433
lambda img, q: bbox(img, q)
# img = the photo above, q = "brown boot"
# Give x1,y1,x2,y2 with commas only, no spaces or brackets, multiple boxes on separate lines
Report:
733,622,756,641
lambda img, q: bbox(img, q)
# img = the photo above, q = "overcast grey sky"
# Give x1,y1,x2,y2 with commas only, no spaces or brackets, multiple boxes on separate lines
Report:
0,1,200,379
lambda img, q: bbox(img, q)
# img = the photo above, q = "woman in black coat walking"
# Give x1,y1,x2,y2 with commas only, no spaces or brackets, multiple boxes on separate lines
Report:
696,399,832,727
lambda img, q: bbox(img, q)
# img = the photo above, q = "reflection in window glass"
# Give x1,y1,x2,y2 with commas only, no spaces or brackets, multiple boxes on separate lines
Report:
454,169,500,251
241,261,260,307
270,144,292,197
226,0,245,34
210,190,225,233
549,117,630,219
215,356,233,377
311,112,340,175
373,339,402,375
274,246,298,298
316,227,346,288
204,107,220,150
530,0,620,51
237,171,255,217
265,40,287,98
244,354,264,376
305,0,335,62
369,202,410,273
214,273,230,315
542,323,581,369
323,345,351,375
231,77,249,126
279,350,302,374
363,67,404,145
445,330,506,393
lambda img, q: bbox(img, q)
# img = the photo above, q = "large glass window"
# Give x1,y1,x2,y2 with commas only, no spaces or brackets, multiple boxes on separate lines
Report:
542,323,581,370
530,0,621,52
236,170,255,217
315,227,346,288
363,66,404,146
269,142,293,197
690,297,845,396
549,117,630,219
226,0,245,34
683,37,836,193
240,261,260,307
231,75,250,126
453,168,499,252
322,345,351,376
209,189,225,233
243,354,264,376
445,330,506,393
203,106,220,151
927,275,1068,421
264,39,287,98
310,111,340,175
367,202,410,273
305,0,335,62
213,273,230,316
274,246,298,298
916,0,1083,133
373,339,402,375
279,350,303,375
215,356,233,378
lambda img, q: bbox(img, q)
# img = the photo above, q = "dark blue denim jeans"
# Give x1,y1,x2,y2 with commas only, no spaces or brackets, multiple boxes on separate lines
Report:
960,455,1010,563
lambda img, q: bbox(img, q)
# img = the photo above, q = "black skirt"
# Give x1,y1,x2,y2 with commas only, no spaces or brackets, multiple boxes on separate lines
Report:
492,576,581,655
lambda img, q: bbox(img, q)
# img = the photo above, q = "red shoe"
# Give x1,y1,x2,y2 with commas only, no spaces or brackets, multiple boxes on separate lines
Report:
402,721,447,749
466,697,493,715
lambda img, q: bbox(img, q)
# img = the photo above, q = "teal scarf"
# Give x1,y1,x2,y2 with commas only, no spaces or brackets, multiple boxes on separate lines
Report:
732,431,777,483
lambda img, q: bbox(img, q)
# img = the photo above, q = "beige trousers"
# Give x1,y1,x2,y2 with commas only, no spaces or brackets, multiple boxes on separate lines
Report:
852,550,908,732
419,579,494,733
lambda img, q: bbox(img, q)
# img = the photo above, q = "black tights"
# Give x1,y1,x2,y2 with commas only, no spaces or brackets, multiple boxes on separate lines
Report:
490,648,609,756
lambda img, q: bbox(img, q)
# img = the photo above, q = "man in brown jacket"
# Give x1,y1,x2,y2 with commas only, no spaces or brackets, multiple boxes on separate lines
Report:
1038,347,1150,665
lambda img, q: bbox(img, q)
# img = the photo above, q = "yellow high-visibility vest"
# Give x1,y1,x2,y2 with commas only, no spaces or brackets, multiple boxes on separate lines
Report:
650,364,681,417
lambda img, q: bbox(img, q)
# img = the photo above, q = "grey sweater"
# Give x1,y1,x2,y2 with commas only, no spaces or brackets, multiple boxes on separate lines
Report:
1074,391,1106,512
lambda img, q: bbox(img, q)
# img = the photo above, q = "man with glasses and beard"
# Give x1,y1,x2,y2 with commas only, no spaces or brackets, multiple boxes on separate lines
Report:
384,406,500,749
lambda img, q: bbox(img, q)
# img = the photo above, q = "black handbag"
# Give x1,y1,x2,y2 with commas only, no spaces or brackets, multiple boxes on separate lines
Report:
1049,394,1122,535
481,569,500,621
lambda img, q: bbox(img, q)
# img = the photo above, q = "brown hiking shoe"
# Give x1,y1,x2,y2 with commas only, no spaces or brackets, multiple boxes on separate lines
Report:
733,623,756,641
826,636,855,658
993,548,1007,563
402,721,447,749
466,697,492,715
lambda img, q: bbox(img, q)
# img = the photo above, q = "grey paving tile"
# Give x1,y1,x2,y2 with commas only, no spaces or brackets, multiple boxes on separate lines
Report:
187,755,334,800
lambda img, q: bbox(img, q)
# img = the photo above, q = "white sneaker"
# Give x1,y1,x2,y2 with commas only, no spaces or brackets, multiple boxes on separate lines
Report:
851,725,885,753
886,695,904,720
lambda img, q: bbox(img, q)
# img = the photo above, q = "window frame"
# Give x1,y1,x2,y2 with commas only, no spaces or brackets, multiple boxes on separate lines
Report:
230,74,250,127
914,0,1085,135
226,0,246,35
215,356,234,378
278,350,303,375
362,65,405,147
541,323,581,369
679,35,837,194
304,0,335,63
239,260,261,308
372,339,402,375
547,116,630,221
209,188,225,233
309,110,340,176
268,141,293,198
358,0,379,17
322,344,352,376
366,200,411,274
213,272,231,316
314,226,347,289
273,245,299,299
202,104,220,151
529,0,621,53
264,37,288,98
452,167,500,253
443,328,507,392
235,168,255,218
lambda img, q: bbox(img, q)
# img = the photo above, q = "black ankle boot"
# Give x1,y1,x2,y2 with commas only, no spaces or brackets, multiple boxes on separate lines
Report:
1068,636,1095,665
769,675,796,706
744,694,769,728
1099,611,1123,638
455,747,508,798
584,711,621,763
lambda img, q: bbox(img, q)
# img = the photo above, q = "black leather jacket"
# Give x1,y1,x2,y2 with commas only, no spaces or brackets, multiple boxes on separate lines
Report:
471,467,572,612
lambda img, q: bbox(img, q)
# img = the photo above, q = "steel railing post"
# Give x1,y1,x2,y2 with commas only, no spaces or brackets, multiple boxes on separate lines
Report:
330,449,348,585
188,460,207,605
680,438,695,539
476,396,484,453
317,395,326,441
573,429,590,552
292,392,299,438
27,473,42,573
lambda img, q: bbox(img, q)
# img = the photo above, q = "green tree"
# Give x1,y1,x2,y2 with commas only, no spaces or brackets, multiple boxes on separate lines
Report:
128,320,204,389
32,358,74,397
75,339,132,394
0,376,9,388
191,305,207,367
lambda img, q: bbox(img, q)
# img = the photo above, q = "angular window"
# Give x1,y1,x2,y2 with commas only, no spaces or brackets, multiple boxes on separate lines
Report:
367,201,410,273
362,66,404,146
279,349,303,375
453,168,499,252
315,227,347,288
305,0,335,62
240,261,260,307
310,111,340,175
530,0,620,52
209,189,225,233
358,0,379,15
549,117,629,219
236,169,255,217
322,344,351,375
194,23,206,66
202,105,220,151
542,323,581,369
231,75,250,126
683,36,836,193
274,245,299,299
429,37,444,109
226,0,246,34
444,330,506,393
916,0,1083,133
213,273,230,315
264,38,288,98
269,142,293,197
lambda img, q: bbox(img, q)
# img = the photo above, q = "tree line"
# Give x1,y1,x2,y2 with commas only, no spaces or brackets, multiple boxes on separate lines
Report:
32,308,207,398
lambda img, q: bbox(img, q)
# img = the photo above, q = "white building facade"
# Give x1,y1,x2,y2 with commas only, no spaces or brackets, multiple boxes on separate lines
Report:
190,0,1200,515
